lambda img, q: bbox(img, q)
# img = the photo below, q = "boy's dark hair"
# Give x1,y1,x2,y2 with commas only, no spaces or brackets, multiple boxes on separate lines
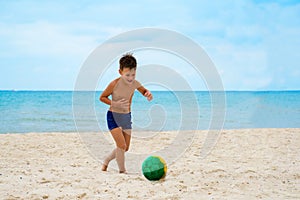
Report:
119,53,137,70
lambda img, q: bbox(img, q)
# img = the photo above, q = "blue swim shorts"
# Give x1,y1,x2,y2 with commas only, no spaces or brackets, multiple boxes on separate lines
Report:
106,111,132,131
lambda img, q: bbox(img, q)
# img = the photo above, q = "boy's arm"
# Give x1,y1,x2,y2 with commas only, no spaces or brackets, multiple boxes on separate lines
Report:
100,80,116,105
100,78,130,109
137,86,153,101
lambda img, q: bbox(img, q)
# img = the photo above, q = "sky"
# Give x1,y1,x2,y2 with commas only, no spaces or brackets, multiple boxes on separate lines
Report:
0,0,299,91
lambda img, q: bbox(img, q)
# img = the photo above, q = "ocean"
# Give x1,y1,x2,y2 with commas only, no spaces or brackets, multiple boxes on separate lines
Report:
0,90,299,133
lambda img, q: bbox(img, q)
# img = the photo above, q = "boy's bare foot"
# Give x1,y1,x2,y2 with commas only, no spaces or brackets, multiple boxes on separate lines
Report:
102,164,108,171
119,170,127,174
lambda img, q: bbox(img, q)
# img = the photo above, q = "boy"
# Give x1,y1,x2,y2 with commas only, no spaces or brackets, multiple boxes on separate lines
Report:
100,53,152,173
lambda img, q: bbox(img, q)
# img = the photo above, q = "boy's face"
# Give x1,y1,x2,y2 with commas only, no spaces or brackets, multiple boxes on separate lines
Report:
119,67,136,84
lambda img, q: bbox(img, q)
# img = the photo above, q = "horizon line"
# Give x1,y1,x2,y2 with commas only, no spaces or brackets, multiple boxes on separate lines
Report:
1,89,300,92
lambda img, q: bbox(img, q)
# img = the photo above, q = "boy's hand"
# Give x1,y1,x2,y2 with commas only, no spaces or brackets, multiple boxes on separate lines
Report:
112,99,130,109
144,91,153,101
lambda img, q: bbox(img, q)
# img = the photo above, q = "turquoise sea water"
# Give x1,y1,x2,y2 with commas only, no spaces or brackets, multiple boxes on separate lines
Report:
0,91,299,133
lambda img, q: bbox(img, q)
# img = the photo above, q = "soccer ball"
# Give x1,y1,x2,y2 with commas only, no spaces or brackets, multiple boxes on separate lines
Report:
142,156,167,181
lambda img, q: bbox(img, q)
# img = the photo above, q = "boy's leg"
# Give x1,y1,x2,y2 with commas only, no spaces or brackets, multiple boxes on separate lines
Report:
102,148,116,171
110,127,127,172
115,148,125,173
123,129,132,152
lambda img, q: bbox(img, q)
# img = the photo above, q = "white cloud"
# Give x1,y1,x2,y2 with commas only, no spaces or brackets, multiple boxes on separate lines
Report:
2,21,97,57
209,42,271,90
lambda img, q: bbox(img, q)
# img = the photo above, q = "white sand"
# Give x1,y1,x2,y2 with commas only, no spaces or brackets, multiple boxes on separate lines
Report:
0,129,299,199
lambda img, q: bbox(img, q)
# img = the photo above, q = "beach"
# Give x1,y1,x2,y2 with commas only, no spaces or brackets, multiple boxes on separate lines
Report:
0,128,299,199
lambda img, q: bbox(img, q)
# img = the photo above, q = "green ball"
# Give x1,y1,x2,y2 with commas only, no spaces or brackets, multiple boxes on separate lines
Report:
142,156,167,181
